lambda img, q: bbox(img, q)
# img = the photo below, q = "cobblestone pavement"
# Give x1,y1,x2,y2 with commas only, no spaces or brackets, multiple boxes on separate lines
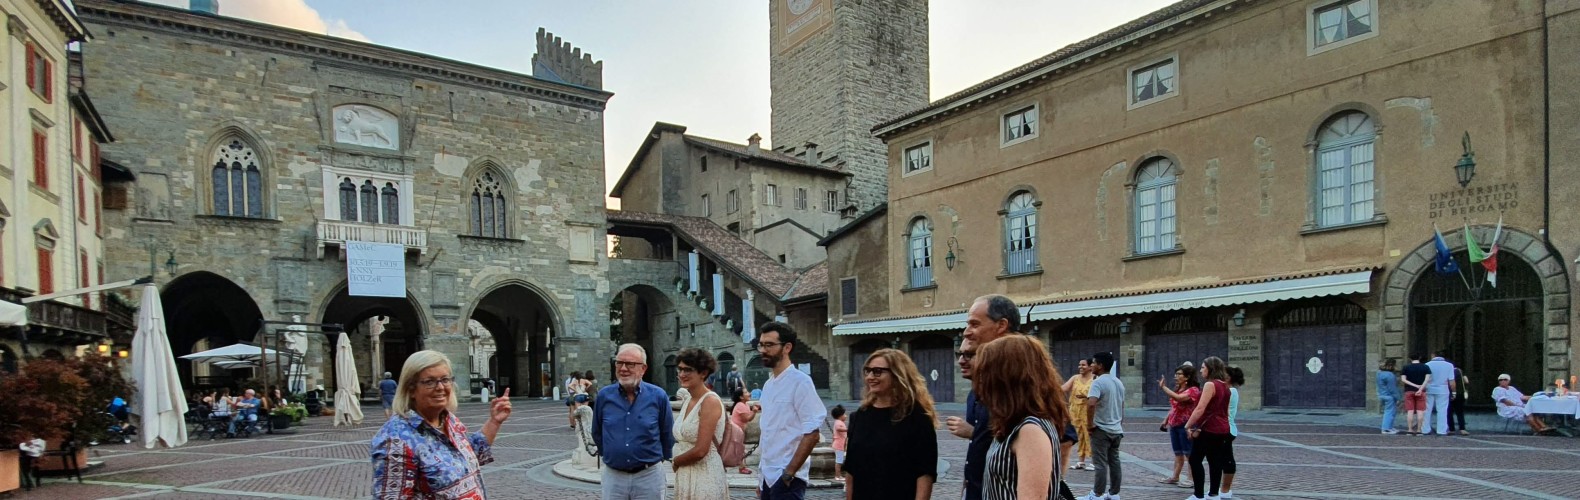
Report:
11,400,1580,499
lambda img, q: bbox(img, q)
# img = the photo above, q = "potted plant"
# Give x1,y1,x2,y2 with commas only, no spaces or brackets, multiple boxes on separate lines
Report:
0,358,90,490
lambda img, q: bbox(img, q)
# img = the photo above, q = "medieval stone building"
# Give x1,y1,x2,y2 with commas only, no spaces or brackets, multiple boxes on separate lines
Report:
77,0,614,396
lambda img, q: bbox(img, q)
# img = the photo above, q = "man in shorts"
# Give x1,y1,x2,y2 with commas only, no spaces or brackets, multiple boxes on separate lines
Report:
1399,354,1431,435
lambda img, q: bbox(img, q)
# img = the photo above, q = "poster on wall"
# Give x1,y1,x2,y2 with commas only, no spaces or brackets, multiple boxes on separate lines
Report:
347,242,406,298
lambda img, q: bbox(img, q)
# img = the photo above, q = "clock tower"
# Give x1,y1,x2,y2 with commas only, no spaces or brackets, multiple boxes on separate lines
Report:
769,0,930,213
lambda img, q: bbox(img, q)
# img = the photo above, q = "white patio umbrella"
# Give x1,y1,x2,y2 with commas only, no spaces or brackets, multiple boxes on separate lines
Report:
179,343,281,364
0,299,25,327
130,283,188,448
332,332,364,427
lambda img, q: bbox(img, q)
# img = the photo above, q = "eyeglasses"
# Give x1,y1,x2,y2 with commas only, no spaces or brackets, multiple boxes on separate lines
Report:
417,377,454,389
955,351,975,361
615,361,646,370
863,367,892,377
677,366,696,374
756,341,784,350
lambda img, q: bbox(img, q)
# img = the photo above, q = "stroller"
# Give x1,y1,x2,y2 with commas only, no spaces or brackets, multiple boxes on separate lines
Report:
103,397,137,445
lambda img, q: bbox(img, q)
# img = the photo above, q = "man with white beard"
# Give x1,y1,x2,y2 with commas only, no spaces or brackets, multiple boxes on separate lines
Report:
592,343,674,500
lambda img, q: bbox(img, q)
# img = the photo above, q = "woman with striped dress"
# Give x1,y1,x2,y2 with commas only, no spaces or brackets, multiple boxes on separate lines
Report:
972,335,1069,500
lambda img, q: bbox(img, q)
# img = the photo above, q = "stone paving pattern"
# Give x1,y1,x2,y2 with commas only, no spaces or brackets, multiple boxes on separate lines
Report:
11,400,1580,499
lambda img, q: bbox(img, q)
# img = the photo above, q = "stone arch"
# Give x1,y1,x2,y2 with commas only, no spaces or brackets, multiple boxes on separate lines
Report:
463,157,518,239
460,278,564,397
161,271,265,387
1382,225,1569,384
1305,102,1385,146
317,281,429,394
200,124,275,218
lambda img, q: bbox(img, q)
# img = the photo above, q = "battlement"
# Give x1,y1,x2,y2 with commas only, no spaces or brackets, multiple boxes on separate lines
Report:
532,27,603,90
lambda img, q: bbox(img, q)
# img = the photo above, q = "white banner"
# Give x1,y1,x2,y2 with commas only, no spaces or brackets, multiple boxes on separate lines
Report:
347,242,406,298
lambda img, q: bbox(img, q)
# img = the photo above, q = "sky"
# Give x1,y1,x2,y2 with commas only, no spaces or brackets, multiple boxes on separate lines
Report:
139,0,1179,207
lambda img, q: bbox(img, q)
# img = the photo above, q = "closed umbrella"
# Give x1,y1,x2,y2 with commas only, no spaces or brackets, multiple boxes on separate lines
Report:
332,332,364,426
130,284,188,448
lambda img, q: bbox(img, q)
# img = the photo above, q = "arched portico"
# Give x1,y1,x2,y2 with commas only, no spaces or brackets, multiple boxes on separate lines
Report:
466,279,562,398
161,271,264,388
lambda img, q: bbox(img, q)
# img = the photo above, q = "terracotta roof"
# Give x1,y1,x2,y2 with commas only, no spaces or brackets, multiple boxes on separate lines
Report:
783,261,829,302
873,0,1220,137
607,210,800,299
818,203,886,246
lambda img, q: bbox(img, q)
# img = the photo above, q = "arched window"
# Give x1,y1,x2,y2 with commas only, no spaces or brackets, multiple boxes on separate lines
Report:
906,218,933,288
381,183,400,225
210,138,264,218
359,180,378,223
470,169,509,238
1315,111,1376,227
1004,191,1039,274
338,178,357,221
1133,158,1178,254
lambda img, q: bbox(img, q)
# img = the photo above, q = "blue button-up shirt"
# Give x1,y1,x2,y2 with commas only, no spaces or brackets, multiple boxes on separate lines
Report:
592,381,674,470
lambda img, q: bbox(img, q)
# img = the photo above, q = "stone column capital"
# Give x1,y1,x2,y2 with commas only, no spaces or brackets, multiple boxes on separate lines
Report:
7,15,27,40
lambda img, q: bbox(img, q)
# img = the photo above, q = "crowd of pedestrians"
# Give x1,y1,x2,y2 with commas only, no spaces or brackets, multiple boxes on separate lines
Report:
1379,352,1558,435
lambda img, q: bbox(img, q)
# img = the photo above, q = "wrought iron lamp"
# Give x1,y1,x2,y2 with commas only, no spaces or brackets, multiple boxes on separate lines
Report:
945,237,962,270
1232,309,1246,327
1118,318,1132,335
1455,132,1477,188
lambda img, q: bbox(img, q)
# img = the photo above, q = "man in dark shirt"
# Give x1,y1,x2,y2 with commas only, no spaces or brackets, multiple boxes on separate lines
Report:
944,295,1018,500
592,343,674,500
1399,353,1432,435
378,372,398,419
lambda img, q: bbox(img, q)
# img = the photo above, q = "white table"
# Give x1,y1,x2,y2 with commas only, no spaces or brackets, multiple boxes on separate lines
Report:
1525,396,1580,418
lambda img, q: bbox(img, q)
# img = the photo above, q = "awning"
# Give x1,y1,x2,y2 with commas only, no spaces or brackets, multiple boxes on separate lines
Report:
1027,270,1373,322
832,306,1031,337
0,300,26,327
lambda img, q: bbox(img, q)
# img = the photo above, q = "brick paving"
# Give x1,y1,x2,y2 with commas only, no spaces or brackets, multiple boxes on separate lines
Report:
9,400,1580,499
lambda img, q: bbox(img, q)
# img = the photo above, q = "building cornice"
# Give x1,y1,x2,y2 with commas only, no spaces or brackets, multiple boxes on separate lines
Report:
74,0,611,111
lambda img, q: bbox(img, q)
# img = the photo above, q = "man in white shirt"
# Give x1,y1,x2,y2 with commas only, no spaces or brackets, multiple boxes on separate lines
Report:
1492,373,1550,434
754,321,824,500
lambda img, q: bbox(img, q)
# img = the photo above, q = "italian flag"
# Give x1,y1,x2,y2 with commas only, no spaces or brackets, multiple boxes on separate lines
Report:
1466,217,1503,287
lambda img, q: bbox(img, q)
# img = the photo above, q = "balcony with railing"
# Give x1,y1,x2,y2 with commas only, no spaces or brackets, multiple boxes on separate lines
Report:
316,220,429,258
0,286,110,346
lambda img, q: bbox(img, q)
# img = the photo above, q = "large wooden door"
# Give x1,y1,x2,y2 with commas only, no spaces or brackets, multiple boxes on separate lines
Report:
1048,320,1123,381
1143,311,1228,406
1264,324,1366,408
910,335,956,403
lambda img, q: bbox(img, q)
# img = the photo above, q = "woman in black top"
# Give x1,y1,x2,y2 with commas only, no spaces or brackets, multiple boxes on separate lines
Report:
842,348,939,500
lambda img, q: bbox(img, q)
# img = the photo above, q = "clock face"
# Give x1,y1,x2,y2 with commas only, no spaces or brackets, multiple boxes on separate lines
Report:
788,0,815,16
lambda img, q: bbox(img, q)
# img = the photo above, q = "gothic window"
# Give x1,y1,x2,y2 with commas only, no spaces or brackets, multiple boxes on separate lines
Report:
211,138,264,218
1133,158,1179,255
338,178,358,221
470,170,508,238
382,183,400,225
906,218,933,288
1004,191,1039,274
1315,111,1376,227
360,180,379,223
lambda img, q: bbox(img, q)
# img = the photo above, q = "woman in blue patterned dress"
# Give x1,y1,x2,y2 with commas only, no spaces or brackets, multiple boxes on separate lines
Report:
371,350,513,499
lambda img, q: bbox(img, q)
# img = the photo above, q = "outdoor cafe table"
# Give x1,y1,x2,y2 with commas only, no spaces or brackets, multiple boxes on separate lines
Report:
1526,396,1580,419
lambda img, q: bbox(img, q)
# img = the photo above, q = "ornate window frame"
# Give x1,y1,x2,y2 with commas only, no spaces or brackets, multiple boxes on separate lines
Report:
1128,155,1182,257
463,159,517,239
201,126,274,219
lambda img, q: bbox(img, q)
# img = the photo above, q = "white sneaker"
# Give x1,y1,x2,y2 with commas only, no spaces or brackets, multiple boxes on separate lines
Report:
1220,492,1233,499
1079,494,1103,500
1186,496,1205,500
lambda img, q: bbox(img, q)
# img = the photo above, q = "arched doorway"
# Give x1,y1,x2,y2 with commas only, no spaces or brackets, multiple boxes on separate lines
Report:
612,285,674,390
161,272,264,388
1049,319,1122,380
910,334,956,403
470,282,559,398
1409,251,1545,405
662,354,679,394
848,339,888,400
321,284,425,393
1263,299,1367,408
1143,310,1228,406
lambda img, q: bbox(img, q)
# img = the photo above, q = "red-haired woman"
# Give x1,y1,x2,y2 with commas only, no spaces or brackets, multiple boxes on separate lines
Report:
972,335,1068,500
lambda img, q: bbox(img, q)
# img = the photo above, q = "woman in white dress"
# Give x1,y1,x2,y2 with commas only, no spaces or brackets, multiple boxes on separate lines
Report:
671,348,729,500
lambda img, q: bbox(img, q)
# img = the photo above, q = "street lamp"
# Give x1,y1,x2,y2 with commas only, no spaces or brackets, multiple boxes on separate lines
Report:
1118,318,1132,335
945,237,961,270
1455,132,1477,188
144,237,180,277
1232,309,1246,327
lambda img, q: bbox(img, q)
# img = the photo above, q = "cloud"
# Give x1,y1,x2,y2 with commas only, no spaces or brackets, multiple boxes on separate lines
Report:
134,0,369,42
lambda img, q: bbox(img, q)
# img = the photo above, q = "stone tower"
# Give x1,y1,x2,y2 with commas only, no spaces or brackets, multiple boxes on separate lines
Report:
769,0,929,212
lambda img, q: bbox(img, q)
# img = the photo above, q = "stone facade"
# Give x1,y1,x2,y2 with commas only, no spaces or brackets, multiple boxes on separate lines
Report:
75,0,612,397
769,0,929,212
838,0,1578,408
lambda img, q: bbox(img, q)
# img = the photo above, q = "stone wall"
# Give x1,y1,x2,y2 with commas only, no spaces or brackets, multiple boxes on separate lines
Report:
76,0,612,395
769,0,929,212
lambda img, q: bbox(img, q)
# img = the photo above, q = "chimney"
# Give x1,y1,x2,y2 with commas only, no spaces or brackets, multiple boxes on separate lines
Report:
802,142,819,164
747,134,762,154
190,0,220,15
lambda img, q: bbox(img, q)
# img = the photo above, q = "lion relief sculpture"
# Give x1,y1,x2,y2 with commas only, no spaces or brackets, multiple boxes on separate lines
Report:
334,105,398,149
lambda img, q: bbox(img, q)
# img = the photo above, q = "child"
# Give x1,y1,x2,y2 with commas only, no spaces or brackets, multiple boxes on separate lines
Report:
831,405,848,483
